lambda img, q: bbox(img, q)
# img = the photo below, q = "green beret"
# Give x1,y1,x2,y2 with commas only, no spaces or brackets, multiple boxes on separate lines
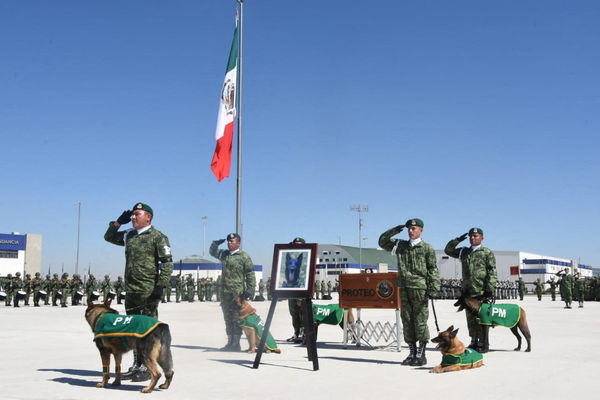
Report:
16,272,21,276
405,218,424,228
469,227,483,235
133,202,153,215
227,233,241,240
291,237,306,244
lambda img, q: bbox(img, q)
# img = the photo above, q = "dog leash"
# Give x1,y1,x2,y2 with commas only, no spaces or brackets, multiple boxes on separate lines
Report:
431,297,440,332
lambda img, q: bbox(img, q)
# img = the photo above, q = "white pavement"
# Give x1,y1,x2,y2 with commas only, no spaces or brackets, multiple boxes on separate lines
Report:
1,294,598,400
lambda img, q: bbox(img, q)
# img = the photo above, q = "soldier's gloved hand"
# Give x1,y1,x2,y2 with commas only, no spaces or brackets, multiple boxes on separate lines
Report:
149,286,163,300
395,224,405,231
241,291,252,300
457,232,468,241
116,210,132,225
215,238,226,245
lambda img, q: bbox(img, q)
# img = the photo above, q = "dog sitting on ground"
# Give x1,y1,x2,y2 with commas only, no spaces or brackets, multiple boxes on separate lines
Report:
235,296,281,353
430,325,484,373
85,300,174,393
454,296,531,352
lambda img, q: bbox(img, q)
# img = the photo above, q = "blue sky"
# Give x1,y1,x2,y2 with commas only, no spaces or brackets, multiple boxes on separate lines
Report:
2,1,599,277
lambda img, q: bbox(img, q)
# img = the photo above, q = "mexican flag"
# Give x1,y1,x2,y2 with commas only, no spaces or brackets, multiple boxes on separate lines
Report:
211,22,239,182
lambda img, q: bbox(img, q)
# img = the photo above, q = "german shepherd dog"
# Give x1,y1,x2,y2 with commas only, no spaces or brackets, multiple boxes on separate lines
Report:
85,300,174,393
430,325,484,373
235,296,281,353
454,296,531,352
283,253,303,287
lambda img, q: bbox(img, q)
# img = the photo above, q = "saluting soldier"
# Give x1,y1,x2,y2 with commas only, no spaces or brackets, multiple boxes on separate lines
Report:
445,227,497,353
380,218,441,366
210,233,256,352
556,268,574,308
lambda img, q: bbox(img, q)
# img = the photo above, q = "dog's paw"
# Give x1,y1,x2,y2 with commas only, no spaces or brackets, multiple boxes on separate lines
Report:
141,387,153,394
429,366,443,373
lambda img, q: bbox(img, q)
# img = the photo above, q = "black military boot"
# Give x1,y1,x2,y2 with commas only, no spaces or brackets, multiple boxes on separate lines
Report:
411,341,428,366
220,335,233,351
131,363,151,382
121,353,140,380
401,343,417,365
467,337,478,349
229,334,242,352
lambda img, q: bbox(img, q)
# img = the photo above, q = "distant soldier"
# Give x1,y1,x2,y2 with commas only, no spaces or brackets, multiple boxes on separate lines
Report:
556,268,574,309
186,275,195,302
85,274,98,302
4,274,14,306
23,273,32,306
71,274,83,305
12,272,24,307
574,272,586,308
534,278,543,301
42,274,52,305
518,277,526,301
58,273,71,307
326,280,332,298
32,272,44,307
257,279,265,301
114,276,125,304
101,274,113,301
265,277,271,300
314,280,321,300
546,276,557,301
175,275,183,303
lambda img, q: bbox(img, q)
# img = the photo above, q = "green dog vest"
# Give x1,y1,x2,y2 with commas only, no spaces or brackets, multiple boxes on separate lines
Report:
312,304,344,325
441,348,484,366
94,313,164,340
240,314,279,351
477,303,521,328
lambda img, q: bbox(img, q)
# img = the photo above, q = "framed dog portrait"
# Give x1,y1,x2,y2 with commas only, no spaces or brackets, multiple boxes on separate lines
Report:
270,243,317,298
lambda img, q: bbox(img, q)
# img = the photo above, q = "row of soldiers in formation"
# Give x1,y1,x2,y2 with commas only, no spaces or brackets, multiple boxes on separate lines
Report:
0,272,124,308
438,279,524,300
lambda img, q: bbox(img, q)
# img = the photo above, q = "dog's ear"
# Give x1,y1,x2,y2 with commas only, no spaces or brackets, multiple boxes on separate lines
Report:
286,253,291,261
451,328,459,338
446,325,454,333
297,253,303,263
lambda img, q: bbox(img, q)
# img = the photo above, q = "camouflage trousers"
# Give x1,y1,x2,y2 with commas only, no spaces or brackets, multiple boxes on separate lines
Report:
465,310,483,340
288,298,305,332
125,292,159,319
220,292,242,336
400,288,430,343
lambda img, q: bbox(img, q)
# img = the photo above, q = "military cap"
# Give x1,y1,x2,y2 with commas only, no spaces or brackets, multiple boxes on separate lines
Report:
7,273,12,278
227,233,241,240
62,272,69,277
53,273,58,277
405,218,424,228
291,237,306,244
46,274,50,278
26,273,31,277
105,274,110,279
16,271,21,276
35,272,40,276
133,202,153,215
469,227,484,235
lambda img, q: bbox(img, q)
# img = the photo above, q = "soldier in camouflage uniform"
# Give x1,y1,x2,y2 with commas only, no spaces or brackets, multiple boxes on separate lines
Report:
100,274,113,302
556,268,573,308
517,277,526,300
42,274,52,305
574,272,586,308
85,274,98,302
4,274,13,306
32,272,44,307
534,278,543,301
210,233,256,352
379,218,440,366
104,202,173,381
445,227,497,353
50,273,60,306
58,272,71,307
23,273,32,306
186,275,195,302
70,273,83,305
12,272,24,307
314,280,321,300
114,276,125,304
175,275,183,302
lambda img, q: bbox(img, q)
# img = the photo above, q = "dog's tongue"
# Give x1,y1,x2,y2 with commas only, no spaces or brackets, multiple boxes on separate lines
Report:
435,343,441,349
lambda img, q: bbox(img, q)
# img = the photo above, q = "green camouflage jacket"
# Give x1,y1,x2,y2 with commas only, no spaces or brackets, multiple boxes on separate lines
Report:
379,225,440,293
210,240,255,297
445,238,497,298
104,223,174,294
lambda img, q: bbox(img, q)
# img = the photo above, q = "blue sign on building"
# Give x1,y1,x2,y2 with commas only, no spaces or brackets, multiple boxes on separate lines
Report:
0,233,26,251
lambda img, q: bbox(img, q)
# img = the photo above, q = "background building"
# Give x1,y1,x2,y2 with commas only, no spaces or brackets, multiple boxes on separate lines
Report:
315,244,593,291
0,232,42,277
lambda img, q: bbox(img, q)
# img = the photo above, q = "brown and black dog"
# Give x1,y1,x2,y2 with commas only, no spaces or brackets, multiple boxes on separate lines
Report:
454,296,531,352
85,300,174,393
430,325,484,373
235,296,281,353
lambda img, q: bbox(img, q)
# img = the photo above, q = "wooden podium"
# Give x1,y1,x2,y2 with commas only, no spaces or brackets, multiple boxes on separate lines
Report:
339,272,402,350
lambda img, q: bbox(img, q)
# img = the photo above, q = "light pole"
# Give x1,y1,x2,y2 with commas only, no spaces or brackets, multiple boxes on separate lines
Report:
350,204,368,269
201,216,208,258
75,201,81,275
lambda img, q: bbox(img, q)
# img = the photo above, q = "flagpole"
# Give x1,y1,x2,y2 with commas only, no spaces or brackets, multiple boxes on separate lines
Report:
236,0,244,236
